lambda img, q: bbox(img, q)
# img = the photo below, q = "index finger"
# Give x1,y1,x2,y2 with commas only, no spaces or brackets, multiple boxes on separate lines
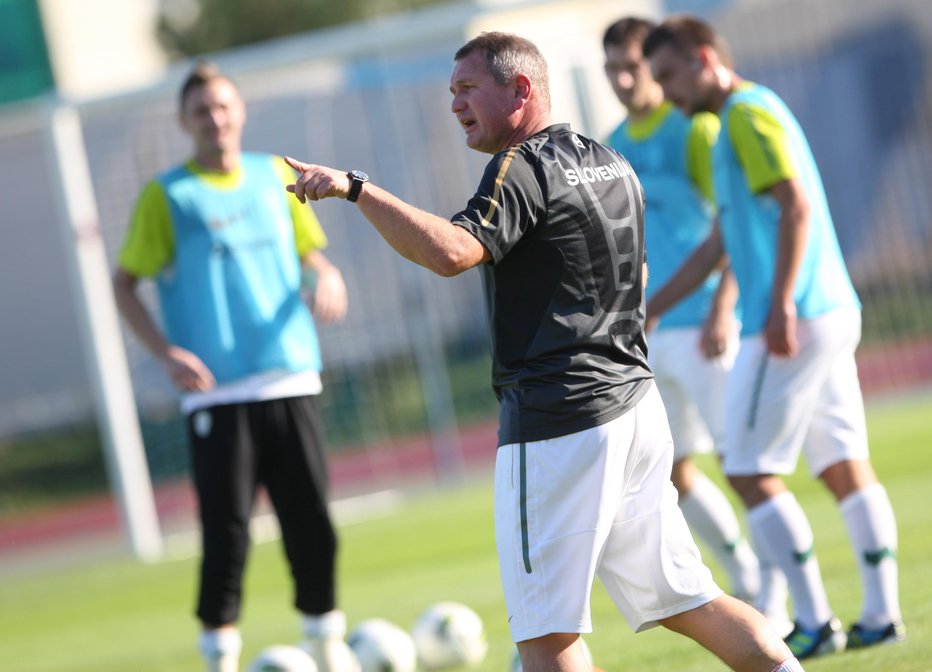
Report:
284,155,311,173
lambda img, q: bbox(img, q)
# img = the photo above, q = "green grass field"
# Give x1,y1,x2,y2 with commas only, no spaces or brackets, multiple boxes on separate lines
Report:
1,392,930,671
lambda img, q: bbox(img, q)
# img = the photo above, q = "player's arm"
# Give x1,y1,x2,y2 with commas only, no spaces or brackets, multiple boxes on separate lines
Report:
686,111,720,204
700,263,738,358
112,181,215,391
645,222,726,329
112,268,213,391
284,157,490,276
301,249,347,323
728,102,808,357
765,178,809,357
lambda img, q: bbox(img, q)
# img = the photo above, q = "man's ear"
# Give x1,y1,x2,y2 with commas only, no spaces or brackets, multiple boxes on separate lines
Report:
514,74,532,108
696,44,718,70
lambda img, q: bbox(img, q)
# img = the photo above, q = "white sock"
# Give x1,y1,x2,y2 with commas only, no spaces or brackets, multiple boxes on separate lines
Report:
771,656,805,672
302,611,360,672
302,610,347,639
839,483,902,628
747,492,832,630
679,474,760,600
748,521,792,636
199,628,242,672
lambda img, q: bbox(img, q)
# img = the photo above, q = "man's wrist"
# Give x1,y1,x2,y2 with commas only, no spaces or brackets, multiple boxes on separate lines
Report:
346,170,369,202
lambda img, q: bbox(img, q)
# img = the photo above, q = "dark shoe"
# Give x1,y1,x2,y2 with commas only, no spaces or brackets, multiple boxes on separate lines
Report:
784,616,846,659
846,621,906,648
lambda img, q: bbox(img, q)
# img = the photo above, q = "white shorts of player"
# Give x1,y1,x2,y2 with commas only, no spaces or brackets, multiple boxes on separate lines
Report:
649,325,738,460
494,382,723,643
724,306,869,477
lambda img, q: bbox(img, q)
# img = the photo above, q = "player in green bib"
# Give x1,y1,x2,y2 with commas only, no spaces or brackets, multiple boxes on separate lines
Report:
643,15,904,660
113,63,355,672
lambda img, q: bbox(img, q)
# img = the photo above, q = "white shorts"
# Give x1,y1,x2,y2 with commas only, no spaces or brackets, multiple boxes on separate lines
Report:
648,326,737,460
494,382,723,643
724,307,869,477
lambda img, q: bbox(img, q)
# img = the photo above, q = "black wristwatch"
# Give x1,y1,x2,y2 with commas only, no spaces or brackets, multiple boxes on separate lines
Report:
346,169,369,203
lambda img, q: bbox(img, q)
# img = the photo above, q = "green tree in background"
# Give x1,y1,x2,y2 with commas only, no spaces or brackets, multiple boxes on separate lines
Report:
158,0,455,57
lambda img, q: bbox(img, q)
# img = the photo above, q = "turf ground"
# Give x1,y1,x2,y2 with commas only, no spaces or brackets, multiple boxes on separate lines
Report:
1,391,930,672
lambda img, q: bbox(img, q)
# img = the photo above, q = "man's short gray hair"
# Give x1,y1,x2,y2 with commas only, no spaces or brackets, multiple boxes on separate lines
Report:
455,32,551,110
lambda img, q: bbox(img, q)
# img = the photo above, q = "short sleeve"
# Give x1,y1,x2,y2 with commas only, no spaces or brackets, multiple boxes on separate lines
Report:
117,180,174,277
686,112,720,203
727,102,798,193
272,157,327,256
451,146,544,262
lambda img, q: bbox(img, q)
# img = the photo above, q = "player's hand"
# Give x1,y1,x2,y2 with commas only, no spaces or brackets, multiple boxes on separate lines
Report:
162,346,216,392
765,302,798,357
699,308,734,359
284,156,351,203
311,265,348,323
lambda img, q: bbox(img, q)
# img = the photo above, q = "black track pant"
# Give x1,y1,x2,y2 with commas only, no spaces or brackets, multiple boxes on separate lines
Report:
187,395,337,626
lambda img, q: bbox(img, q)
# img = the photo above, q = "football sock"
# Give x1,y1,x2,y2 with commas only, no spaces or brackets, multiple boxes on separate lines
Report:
679,473,760,600
748,521,792,635
302,610,358,672
302,609,347,639
747,492,832,630
199,628,242,672
839,483,902,628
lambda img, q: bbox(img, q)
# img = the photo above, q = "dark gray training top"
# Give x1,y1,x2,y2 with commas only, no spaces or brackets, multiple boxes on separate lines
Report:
453,123,653,446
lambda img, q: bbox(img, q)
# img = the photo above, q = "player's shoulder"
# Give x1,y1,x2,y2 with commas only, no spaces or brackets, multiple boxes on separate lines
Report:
240,150,275,163
240,151,280,173
532,123,621,159
726,82,785,117
236,152,296,188
155,161,192,186
688,111,721,146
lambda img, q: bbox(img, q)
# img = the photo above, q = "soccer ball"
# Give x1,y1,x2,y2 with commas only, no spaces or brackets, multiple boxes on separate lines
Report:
347,618,418,672
248,644,319,672
411,601,488,669
509,637,592,672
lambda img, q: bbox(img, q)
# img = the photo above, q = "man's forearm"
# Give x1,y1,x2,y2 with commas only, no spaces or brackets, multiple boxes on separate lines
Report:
355,182,487,276
112,271,172,361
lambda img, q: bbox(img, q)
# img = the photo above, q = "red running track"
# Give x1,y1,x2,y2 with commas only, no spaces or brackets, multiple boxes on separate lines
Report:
2,337,931,561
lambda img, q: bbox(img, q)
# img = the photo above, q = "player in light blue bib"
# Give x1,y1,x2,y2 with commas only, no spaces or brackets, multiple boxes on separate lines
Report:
644,15,904,661
603,16,764,615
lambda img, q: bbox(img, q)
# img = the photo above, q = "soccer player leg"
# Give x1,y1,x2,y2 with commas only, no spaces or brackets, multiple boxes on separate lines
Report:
725,330,842,658
262,396,349,671
198,627,243,672
262,397,338,615
659,593,803,671
664,329,759,602
188,403,257,628
596,383,722,633
494,429,606,646
801,309,904,645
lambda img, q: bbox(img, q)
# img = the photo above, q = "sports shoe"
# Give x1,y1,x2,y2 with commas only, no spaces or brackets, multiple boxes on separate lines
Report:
846,621,906,648
784,616,847,659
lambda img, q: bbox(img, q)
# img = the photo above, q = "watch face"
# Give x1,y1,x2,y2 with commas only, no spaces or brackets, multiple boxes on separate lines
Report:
351,170,369,181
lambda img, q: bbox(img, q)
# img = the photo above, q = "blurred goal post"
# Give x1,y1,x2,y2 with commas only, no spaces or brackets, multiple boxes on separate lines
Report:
43,99,163,562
